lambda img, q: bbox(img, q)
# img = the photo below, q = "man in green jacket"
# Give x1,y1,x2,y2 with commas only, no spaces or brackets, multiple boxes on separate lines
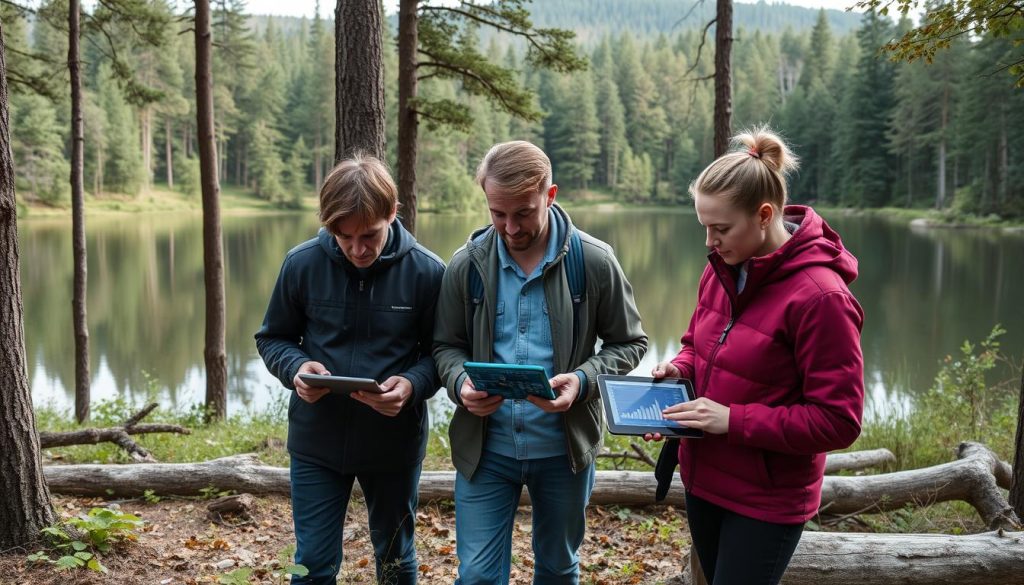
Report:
433,140,647,584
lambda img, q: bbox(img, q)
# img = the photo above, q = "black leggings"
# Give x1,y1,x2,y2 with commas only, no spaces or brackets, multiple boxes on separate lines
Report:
684,492,803,585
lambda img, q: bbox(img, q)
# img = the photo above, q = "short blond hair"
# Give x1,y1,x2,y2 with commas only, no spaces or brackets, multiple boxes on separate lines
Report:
475,140,552,195
690,125,800,214
319,154,397,234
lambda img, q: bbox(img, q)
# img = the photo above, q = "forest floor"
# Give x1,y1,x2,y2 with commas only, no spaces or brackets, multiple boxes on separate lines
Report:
0,495,689,585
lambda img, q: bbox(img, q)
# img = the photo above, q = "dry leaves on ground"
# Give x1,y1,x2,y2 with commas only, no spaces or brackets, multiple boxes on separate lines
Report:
0,495,690,584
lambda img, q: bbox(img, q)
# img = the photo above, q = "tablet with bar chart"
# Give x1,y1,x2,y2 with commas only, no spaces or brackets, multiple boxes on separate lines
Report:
597,375,703,438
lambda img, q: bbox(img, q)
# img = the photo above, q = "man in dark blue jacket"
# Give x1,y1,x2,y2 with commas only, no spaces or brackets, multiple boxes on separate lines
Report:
255,154,445,585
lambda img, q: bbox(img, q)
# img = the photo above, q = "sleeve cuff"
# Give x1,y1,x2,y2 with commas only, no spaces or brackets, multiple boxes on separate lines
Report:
453,372,469,407
574,370,588,402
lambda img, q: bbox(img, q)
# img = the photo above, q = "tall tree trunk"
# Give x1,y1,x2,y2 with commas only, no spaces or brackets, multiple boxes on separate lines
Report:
334,0,385,162
96,140,104,195
0,20,58,548
141,106,152,193
314,133,323,188
1010,367,1024,518
397,0,418,233
165,117,174,189
906,143,913,208
997,103,1008,207
713,0,733,157
195,0,227,422
69,0,90,423
936,88,948,209
184,123,191,159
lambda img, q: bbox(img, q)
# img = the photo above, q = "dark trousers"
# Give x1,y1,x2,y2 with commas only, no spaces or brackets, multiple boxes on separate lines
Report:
290,457,421,585
684,492,803,585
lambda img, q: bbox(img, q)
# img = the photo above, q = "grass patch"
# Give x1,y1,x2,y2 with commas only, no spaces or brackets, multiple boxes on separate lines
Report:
36,393,291,468
849,325,1019,471
18,183,317,219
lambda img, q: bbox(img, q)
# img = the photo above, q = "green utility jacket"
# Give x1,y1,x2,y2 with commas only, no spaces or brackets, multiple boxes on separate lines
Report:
433,204,648,478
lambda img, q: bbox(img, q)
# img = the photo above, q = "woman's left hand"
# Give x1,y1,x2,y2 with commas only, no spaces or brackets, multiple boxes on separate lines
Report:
663,397,730,435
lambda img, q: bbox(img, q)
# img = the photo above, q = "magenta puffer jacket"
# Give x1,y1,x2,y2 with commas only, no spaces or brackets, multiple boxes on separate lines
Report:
670,205,864,524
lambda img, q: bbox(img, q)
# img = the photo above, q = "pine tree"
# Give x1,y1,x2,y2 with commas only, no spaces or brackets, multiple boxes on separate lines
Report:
549,67,601,191
593,48,626,188
834,10,895,207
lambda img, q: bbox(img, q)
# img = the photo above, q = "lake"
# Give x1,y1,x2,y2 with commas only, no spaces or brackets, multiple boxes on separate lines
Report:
19,208,1024,422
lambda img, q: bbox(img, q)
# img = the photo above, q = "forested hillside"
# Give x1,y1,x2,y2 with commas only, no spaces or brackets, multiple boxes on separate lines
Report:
524,0,863,40
4,1,1023,217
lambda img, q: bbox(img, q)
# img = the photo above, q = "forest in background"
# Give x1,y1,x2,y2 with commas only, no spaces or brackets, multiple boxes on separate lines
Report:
3,0,1023,218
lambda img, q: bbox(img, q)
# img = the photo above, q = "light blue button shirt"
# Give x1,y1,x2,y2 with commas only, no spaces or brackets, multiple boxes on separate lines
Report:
484,209,568,460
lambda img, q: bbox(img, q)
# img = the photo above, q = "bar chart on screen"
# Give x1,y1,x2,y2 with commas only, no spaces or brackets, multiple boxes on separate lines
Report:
605,381,687,426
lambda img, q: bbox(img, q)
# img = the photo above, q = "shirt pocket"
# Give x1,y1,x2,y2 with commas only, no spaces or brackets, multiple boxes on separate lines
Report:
541,300,553,346
493,301,507,345
369,303,419,340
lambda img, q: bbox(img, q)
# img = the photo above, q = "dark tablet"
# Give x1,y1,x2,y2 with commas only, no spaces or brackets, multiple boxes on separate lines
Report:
597,375,703,438
463,362,557,400
297,374,383,394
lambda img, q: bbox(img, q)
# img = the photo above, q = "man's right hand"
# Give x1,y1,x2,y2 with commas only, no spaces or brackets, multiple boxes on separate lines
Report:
293,361,331,404
459,376,503,417
651,361,682,379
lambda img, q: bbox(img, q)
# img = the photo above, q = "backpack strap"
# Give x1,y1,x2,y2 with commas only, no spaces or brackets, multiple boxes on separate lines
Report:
464,229,586,355
566,229,586,359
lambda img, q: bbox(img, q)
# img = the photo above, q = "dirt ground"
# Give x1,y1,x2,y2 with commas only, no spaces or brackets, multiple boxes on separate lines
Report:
0,495,690,585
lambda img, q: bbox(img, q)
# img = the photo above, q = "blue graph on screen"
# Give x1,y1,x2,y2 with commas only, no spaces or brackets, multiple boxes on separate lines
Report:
606,382,687,427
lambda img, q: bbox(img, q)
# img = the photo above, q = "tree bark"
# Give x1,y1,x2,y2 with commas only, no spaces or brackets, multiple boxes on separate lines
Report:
195,0,227,421
683,530,1024,585
0,21,58,548
69,0,90,424
334,0,386,161
823,448,895,474
1011,367,1024,518
397,0,419,234
713,0,733,157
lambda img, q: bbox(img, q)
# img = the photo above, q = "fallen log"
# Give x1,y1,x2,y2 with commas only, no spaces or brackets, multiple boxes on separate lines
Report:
823,448,895,474
683,530,1024,585
38,403,190,462
819,442,1019,530
42,443,1018,529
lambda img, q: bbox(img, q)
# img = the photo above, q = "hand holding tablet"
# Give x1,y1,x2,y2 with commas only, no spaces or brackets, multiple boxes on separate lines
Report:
462,362,557,401
297,373,384,394
597,375,703,438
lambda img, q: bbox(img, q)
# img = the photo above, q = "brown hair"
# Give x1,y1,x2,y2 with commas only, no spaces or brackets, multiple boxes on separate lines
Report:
475,140,552,195
319,153,398,234
689,126,800,215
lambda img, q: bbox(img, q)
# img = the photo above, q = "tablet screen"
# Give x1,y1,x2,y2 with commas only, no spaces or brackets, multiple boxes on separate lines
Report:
603,379,690,427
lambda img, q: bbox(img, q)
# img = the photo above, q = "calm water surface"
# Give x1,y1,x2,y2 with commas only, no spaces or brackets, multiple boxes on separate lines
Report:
19,209,1024,421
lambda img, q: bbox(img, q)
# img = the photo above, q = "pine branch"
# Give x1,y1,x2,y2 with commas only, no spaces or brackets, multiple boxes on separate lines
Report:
683,17,717,79
417,55,522,115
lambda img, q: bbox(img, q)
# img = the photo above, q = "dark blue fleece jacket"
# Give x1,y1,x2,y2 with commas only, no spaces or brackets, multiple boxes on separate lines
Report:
255,220,445,474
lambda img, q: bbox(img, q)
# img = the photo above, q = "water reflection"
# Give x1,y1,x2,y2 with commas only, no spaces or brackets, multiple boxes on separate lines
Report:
20,209,1024,421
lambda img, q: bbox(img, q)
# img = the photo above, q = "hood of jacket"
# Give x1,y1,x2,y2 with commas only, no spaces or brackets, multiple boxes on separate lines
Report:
709,205,858,311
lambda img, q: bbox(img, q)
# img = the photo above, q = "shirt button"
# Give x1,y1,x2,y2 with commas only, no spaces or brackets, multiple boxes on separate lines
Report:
519,325,527,333
521,290,527,296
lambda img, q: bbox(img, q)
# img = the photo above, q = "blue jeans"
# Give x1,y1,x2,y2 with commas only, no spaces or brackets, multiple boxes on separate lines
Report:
454,452,596,585
290,457,421,585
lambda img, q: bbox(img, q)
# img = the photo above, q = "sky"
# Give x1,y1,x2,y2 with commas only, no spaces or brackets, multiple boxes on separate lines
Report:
242,0,868,20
